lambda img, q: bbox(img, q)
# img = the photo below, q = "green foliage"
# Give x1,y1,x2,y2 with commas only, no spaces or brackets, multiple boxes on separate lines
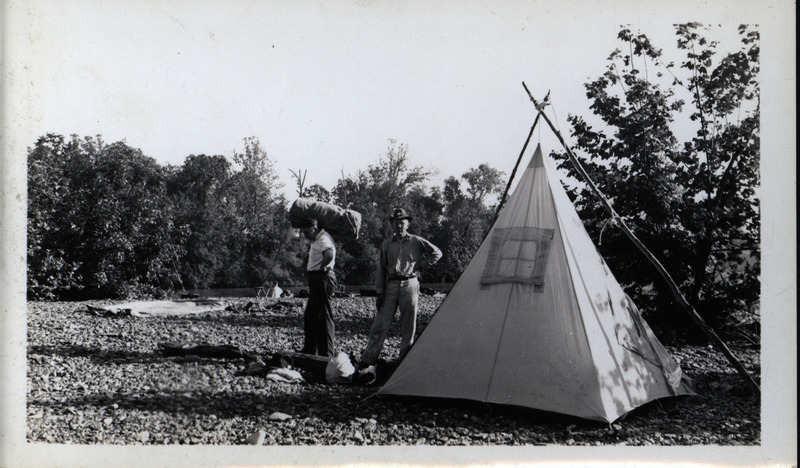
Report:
331,140,438,284
166,154,232,289
429,165,503,282
168,138,301,289
27,134,82,298
28,134,504,298
27,135,181,299
461,164,505,204
27,135,300,299
223,137,288,286
322,139,505,286
553,24,760,331
304,184,332,202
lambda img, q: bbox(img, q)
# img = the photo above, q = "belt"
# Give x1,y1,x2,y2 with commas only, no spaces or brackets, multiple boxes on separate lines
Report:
389,275,416,281
307,268,332,274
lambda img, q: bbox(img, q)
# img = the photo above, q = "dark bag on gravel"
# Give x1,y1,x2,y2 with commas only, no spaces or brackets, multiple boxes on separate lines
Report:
160,342,257,361
289,198,362,238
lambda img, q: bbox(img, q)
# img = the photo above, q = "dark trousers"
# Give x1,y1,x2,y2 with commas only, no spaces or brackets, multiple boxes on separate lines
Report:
302,270,337,357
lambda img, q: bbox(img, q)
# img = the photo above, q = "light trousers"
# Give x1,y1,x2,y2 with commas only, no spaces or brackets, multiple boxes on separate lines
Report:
360,277,419,365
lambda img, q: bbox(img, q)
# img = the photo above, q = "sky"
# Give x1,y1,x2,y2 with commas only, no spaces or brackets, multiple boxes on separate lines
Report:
1,0,797,466
5,0,780,200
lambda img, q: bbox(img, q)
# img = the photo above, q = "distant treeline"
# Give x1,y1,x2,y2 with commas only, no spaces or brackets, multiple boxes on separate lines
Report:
27,135,505,301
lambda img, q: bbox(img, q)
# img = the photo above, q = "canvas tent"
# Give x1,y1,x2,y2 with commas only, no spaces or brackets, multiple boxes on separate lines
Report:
265,282,284,298
378,144,694,423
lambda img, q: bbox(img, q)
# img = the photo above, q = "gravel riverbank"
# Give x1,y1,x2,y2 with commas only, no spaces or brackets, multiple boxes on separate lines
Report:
27,296,760,446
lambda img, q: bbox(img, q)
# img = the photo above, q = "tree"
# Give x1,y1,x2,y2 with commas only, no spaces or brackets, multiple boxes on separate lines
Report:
304,183,332,202
461,164,505,204
366,139,437,229
27,134,181,299
223,137,296,287
167,154,232,289
406,185,445,282
27,134,81,298
553,24,759,332
431,164,505,282
331,171,381,284
331,139,436,285
433,176,472,282
167,138,302,289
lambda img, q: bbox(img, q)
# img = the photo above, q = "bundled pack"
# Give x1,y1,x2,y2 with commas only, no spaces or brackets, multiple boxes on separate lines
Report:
289,198,362,238
325,352,356,384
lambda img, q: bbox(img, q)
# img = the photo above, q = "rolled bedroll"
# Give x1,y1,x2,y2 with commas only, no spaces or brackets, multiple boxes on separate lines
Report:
289,198,362,238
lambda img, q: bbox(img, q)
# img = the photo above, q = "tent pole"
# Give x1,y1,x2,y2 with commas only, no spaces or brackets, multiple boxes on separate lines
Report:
444,113,540,314
521,82,760,394
492,113,541,226
256,230,291,287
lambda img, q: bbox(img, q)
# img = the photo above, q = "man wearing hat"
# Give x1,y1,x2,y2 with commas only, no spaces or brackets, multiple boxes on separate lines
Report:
358,207,442,368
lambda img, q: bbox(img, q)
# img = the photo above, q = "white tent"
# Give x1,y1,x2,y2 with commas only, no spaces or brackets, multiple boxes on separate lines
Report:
378,144,694,423
266,282,284,298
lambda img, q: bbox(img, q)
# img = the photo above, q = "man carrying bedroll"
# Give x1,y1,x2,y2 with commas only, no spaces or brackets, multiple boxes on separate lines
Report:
297,217,337,357
358,208,442,369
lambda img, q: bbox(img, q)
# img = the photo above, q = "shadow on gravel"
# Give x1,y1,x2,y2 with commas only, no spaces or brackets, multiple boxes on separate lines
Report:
187,313,303,330
30,387,380,423
181,311,379,336
179,311,375,334
686,369,761,399
28,344,165,365
30,383,595,437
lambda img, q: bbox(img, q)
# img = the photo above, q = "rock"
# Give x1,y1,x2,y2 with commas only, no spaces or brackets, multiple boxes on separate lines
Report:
268,412,292,421
245,429,266,445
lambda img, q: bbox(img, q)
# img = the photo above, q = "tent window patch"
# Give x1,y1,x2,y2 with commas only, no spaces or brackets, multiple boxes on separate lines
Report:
481,227,554,287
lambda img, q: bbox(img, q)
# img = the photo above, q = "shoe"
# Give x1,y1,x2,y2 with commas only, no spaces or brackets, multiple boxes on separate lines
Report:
355,364,377,386
355,358,372,371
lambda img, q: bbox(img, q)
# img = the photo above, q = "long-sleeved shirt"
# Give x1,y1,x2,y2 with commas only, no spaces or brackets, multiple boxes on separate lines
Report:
376,233,442,294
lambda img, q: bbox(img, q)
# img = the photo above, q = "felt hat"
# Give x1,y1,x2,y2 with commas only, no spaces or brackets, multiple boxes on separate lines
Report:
390,208,412,221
